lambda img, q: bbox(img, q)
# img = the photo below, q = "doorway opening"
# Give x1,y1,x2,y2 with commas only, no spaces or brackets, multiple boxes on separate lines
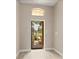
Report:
31,21,44,49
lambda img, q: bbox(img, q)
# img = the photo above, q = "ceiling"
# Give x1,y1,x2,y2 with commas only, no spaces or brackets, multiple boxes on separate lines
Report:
18,0,58,6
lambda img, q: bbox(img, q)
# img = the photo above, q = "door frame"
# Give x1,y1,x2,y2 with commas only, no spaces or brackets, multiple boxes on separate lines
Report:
31,20,45,49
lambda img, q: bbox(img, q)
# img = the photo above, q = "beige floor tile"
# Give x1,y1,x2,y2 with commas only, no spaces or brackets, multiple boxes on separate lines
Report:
17,50,62,59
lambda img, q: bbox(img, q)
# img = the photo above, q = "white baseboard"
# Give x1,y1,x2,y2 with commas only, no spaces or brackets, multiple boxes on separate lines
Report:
45,48,63,56
53,48,63,56
16,49,31,57
45,48,54,51
19,49,31,53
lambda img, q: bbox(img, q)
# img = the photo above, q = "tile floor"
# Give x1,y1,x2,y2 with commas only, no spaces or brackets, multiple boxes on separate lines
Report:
17,50,62,59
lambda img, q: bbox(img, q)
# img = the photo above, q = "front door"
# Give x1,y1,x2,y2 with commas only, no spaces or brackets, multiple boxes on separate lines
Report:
31,21,44,49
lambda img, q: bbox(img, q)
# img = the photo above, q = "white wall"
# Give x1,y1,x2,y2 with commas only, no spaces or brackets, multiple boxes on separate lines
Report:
16,0,63,54
16,1,20,53
53,0,63,54
19,4,54,50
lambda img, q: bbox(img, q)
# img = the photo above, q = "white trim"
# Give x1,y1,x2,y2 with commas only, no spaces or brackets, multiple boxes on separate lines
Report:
16,49,31,58
53,48,63,56
45,48,63,56
19,49,31,52
45,48,54,51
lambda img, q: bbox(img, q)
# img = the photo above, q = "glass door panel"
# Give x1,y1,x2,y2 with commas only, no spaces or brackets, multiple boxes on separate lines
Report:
31,21,44,49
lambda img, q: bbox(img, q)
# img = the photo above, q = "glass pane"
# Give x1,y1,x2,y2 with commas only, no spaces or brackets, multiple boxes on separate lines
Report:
32,8,44,16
